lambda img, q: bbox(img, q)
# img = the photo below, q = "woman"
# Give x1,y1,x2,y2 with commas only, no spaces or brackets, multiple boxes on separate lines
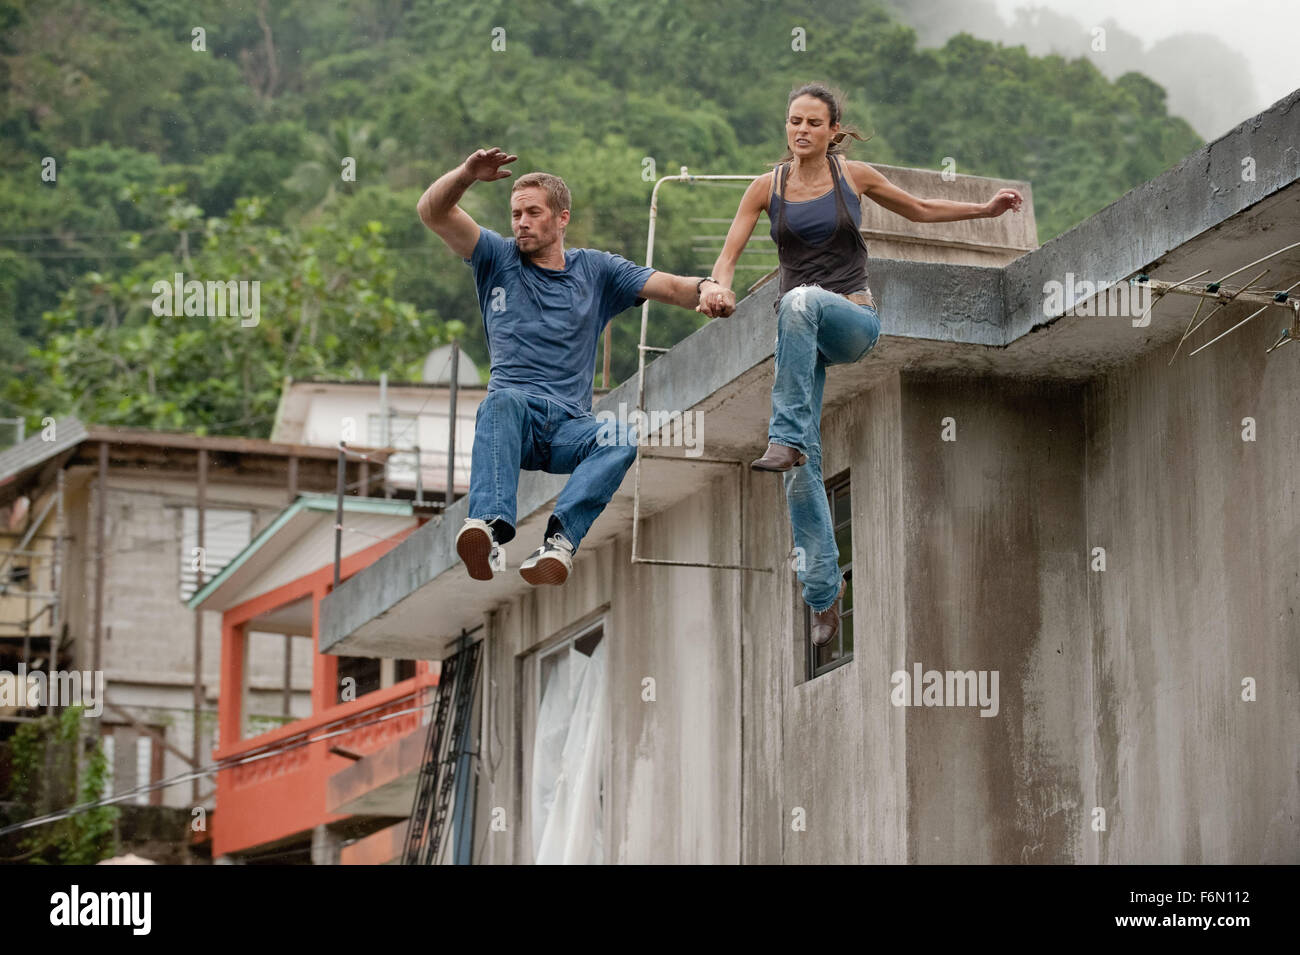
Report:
698,82,1022,648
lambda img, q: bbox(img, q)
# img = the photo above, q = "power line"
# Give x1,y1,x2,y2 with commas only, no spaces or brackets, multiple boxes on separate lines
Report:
0,690,442,838
0,227,202,242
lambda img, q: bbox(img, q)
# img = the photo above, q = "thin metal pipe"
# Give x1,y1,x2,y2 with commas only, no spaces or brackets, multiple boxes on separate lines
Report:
415,444,424,504
632,170,759,568
632,558,772,572
47,467,63,714
0,492,55,581
192,447,207,803
446,343,459,509
93,442,107,677
380,372,390,499
334,444,346,589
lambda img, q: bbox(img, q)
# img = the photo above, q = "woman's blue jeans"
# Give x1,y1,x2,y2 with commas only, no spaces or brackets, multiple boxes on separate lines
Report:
769,285,881,613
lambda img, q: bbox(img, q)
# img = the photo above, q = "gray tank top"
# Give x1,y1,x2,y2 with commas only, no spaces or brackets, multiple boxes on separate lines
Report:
768,155,871,311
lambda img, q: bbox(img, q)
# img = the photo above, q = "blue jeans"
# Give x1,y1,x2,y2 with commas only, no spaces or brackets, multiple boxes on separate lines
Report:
468,388,637,554
769,286,881,612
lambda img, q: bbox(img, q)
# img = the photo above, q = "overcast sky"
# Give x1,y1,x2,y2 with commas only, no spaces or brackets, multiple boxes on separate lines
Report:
989,0,1299,117
884,0,1296,139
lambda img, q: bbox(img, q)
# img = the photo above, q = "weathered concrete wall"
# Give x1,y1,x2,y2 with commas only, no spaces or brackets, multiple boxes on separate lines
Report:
474,469,742,864
746,367,911,864
899,373,1092,863
608,483,742,864
471,370,914,864
1083,315,1299,863
466,329,1297,861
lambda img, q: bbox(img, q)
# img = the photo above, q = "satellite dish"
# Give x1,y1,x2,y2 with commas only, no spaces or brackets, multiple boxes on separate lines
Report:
422,345,481,385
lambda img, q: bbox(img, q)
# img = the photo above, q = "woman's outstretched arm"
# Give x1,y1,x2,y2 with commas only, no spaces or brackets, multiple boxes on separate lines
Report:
846,160,1023,223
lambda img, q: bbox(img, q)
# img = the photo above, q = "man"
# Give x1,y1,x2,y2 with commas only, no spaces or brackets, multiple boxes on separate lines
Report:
417,146,731,586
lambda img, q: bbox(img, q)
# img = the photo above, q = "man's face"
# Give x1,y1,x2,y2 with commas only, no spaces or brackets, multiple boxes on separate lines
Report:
510,187,569,254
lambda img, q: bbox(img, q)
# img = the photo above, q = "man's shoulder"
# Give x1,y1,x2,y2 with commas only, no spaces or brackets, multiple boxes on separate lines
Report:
465,226,520,266
569,246,648,274
567,245,612,264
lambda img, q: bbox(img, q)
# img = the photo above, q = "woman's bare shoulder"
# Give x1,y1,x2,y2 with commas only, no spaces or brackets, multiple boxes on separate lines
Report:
841,159,882,194
747,170,777,211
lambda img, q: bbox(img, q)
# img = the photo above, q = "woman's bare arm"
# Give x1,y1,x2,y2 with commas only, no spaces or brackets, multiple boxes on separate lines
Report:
708,173,772,293
846,160,1021,223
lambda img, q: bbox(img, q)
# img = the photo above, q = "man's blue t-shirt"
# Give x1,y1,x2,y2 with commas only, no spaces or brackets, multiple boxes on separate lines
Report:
464,227,655,417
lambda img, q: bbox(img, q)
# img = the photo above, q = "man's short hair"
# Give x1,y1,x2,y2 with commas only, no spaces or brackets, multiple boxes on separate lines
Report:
512,172,571,219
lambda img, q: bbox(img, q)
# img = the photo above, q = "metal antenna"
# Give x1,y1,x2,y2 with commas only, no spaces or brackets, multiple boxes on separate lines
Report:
1130,240,1300,360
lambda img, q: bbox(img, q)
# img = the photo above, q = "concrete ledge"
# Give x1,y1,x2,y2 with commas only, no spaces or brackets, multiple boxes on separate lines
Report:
327,727,426,816
339,821,406,865
1004,88,1300,341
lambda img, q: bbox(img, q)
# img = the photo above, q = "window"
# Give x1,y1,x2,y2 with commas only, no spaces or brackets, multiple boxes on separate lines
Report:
368,412,419,485
336,656,382,702
179,507,253,601
101,725,165,806
519,622,606,864
806,472,853,678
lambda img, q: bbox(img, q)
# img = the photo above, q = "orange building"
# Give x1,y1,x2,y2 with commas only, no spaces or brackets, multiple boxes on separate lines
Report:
188,494,438,862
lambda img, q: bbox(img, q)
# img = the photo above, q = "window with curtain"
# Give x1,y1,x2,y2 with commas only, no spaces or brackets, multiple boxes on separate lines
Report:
522,623,607,864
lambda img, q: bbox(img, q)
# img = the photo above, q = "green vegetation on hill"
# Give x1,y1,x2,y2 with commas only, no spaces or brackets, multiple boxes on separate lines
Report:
0,0,1202,436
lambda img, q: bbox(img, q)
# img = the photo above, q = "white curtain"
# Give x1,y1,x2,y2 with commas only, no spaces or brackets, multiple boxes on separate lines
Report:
532,638,607,864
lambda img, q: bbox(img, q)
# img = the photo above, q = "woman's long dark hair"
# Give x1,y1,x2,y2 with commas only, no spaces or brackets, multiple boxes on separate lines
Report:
772,82,873,166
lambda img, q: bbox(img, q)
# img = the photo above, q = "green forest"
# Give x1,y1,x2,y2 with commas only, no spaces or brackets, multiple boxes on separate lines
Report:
0,0,1202,437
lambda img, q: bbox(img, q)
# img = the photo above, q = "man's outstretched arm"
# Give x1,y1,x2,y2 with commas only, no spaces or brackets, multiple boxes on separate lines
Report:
638,272,734,317
417,147,518,258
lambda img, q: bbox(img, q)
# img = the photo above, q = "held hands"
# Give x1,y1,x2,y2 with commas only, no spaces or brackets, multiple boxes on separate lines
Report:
985,188,1024,217
696,280,736,319
464,147,518,182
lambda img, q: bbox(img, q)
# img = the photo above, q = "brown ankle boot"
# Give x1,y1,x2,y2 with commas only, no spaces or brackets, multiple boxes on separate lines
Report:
810,578,847,647
750,443,808,472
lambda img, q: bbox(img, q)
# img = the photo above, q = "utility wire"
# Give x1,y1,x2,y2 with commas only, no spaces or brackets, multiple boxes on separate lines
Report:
0,691,440,838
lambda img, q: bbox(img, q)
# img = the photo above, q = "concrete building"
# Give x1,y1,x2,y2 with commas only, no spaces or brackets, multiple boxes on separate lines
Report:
318,90,1300,863
0,424,372,814
185,494,435,863
1,360,490,863
270,354,485,500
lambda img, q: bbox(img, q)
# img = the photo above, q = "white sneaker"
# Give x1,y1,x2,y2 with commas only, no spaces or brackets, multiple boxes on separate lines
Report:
456,519,505,581
518,532,575,586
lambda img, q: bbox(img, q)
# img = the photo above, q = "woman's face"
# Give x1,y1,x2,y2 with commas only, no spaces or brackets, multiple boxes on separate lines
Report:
786,95,838,160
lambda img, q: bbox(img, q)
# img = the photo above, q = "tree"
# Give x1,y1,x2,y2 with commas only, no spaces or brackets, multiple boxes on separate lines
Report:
283,118,403,225
2,705,118,865
7,190,456,436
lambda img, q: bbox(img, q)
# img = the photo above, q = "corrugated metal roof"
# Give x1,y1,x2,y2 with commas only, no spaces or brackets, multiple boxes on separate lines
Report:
0,416,88,487
186,493,416,610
